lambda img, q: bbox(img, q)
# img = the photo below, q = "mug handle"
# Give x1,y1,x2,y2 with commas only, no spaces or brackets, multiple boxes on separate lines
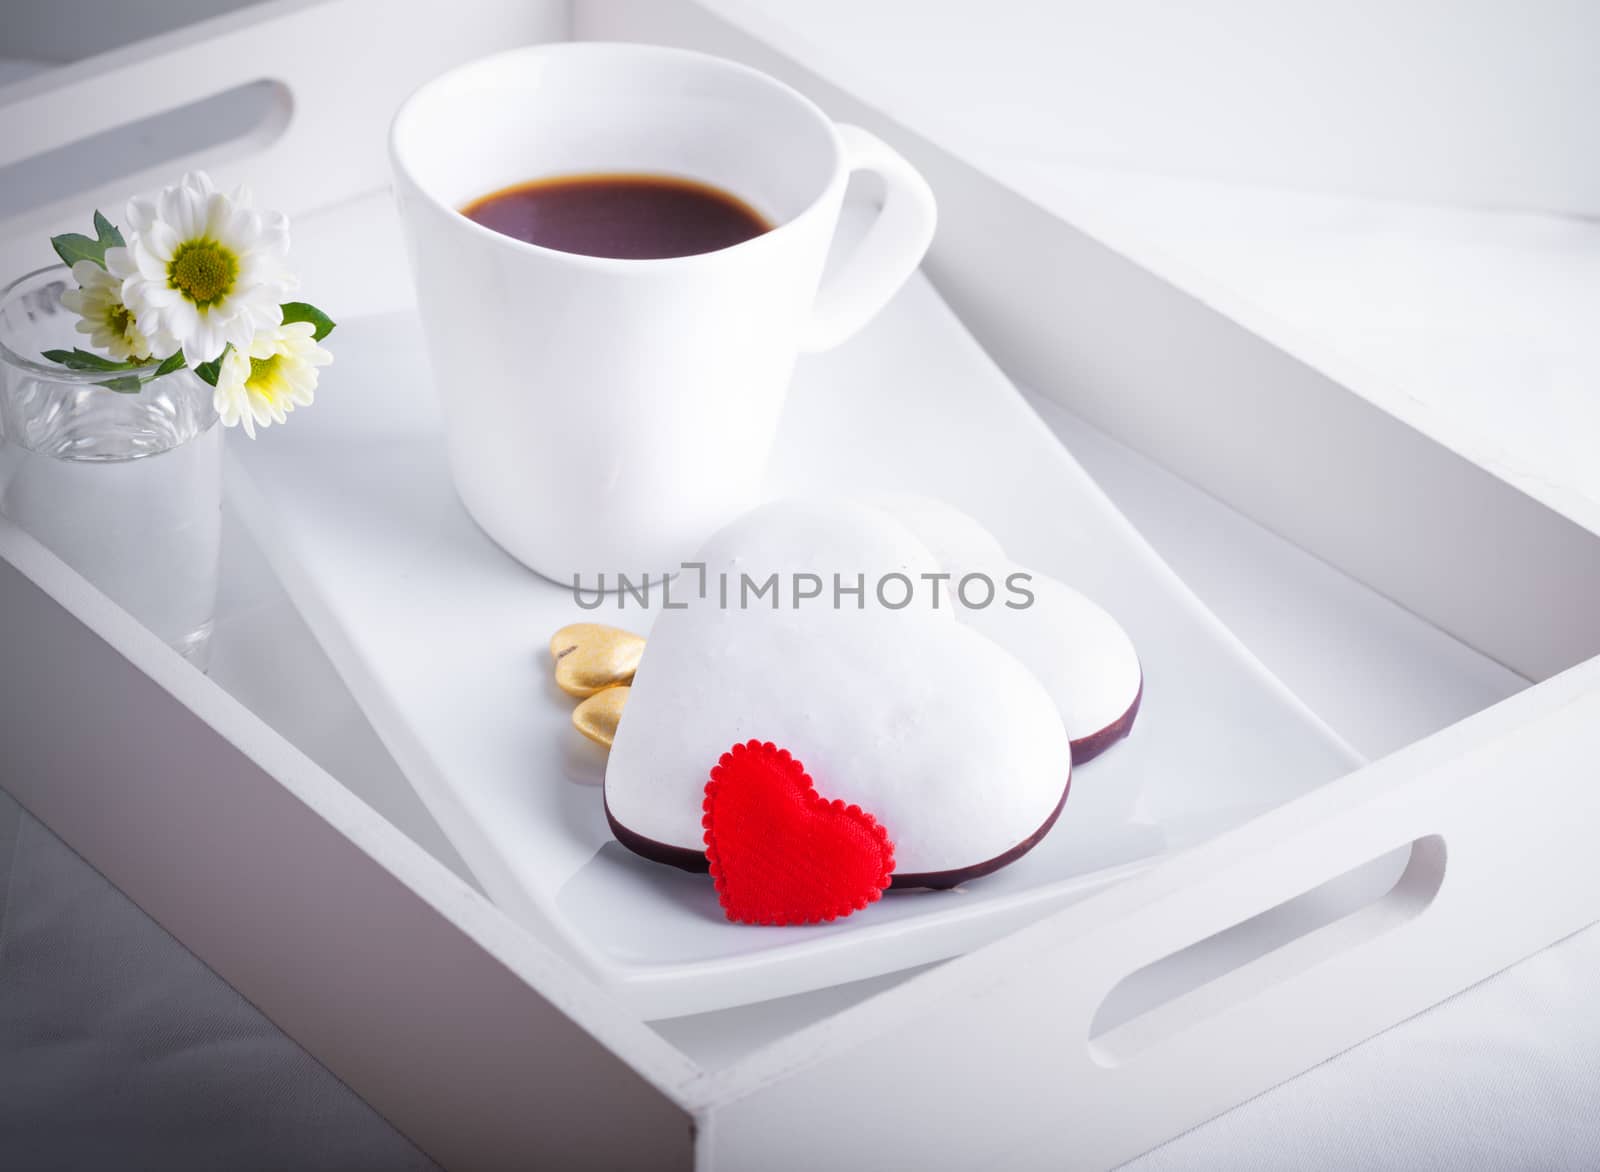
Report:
800,125,938,353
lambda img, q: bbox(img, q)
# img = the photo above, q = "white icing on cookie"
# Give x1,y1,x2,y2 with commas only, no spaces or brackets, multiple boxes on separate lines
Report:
872,495,1143,749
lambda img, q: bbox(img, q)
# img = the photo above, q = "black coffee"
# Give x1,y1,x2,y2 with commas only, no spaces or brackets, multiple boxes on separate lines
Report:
462,173,771,260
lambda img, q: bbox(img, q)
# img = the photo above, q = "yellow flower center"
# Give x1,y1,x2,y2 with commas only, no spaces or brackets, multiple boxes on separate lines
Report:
168,239,238,308
248,352,285,401
107,304,135,337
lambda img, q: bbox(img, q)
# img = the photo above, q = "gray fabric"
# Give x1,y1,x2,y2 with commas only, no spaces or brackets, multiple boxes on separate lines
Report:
0,787,440,1172
0,790,20,949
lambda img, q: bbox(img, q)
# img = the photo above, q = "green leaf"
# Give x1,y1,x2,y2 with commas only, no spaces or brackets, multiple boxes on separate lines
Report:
50,233,103,269
193,355,223,387
97,376,142,394
50,210,125,270
280,301,336,341
191,342,230,389
41,347,139,372
92,211,125,250
152,352,187,379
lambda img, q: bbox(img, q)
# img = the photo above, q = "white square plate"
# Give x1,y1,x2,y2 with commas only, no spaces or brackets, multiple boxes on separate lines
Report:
230,228,1359,1018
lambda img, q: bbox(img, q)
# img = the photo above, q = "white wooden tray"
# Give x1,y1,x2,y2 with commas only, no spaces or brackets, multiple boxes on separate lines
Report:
228,211,1359,1016
7,0,1600,1167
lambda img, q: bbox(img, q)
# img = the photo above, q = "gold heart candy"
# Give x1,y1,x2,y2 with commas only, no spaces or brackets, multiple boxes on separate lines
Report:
572,685,629,748
550,623,645,698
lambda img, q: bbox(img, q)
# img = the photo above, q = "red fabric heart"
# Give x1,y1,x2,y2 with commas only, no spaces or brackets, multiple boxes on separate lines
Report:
702,740,895,926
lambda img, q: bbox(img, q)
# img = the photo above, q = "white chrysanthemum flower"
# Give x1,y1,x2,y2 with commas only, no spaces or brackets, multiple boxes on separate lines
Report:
107,171,294,366
59,259,152,362
213,321,331,438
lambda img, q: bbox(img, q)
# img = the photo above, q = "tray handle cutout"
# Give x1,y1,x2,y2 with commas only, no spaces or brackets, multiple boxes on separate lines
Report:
1089,834,1447,1067
0,80,291,224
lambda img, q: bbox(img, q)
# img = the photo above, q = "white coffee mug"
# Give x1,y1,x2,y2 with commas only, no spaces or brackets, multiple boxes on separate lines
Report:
389,42,936,584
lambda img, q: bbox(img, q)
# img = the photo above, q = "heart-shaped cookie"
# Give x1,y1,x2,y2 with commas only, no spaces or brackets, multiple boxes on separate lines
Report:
703,740,894,925
605,500,1074,887
872,496,1143,762
550,623,645,698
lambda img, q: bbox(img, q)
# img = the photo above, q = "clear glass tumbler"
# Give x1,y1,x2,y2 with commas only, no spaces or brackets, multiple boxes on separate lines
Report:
0,265,222,665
